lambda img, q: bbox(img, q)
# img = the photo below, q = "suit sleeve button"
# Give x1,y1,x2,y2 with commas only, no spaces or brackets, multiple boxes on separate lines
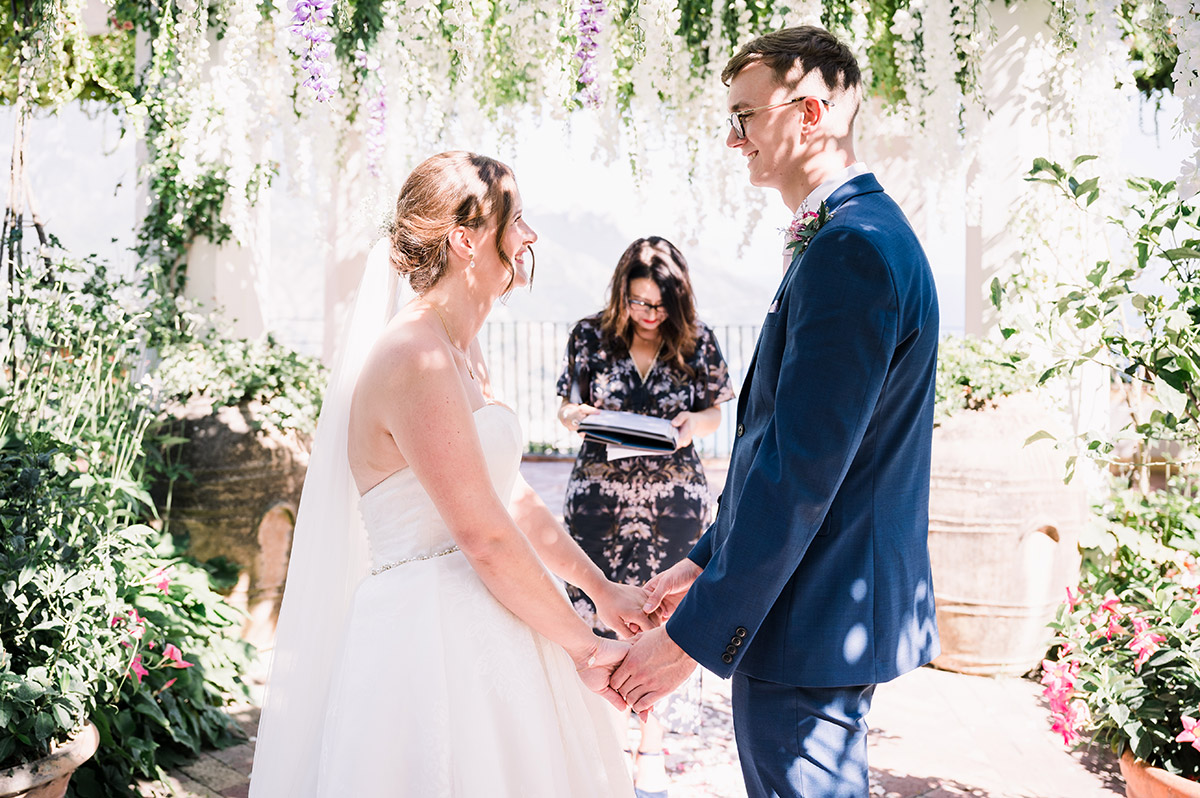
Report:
725,644,738,655
732,637,742,647
735,627,748,637
722,653,735,664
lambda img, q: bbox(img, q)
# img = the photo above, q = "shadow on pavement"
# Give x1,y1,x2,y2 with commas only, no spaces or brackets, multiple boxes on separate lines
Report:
870,768,1005,798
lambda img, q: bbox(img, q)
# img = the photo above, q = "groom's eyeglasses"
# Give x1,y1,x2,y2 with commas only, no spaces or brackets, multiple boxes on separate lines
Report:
727,96,834,140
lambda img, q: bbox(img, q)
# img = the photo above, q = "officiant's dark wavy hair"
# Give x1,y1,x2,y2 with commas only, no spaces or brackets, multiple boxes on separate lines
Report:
389,151,532,295
600,237,699,378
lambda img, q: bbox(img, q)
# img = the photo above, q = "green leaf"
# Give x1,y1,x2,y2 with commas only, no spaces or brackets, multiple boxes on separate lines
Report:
1163,246,1200,262
32,712,56,741
990,277,1002,309
1024,430,1057,446
1074,176,1100,199
1153,373,1189,417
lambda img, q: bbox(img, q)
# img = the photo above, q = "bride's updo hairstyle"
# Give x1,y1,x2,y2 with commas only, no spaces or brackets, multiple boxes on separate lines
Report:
389,151,531,295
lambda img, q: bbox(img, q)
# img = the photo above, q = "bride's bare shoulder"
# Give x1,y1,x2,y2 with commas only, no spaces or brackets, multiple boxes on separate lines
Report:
361,307,451,386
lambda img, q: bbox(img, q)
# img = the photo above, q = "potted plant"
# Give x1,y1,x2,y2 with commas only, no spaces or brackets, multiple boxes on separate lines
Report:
1,256,256,796
1040,482,1200,793
995,160,1200,789
151,301,327,646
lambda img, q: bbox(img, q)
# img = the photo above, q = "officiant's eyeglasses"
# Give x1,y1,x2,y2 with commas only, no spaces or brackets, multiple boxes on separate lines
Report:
628,297,665,314
727,96,834,140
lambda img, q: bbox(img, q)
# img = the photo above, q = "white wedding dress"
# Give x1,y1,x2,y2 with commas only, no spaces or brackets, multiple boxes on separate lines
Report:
312,403,633,797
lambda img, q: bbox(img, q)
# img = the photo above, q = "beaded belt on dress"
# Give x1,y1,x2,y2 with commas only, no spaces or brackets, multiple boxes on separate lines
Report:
369,545,461,576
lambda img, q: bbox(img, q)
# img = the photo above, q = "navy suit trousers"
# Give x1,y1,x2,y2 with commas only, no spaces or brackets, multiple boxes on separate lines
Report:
732,675,876,798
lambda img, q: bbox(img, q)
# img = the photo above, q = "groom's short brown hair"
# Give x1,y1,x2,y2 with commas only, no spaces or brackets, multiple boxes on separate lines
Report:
721,26,862,97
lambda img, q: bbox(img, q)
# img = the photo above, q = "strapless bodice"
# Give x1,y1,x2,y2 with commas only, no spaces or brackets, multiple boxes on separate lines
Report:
357,403,522,571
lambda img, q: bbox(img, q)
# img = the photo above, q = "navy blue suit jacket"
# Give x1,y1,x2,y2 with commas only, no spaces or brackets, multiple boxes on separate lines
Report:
665,174,940,687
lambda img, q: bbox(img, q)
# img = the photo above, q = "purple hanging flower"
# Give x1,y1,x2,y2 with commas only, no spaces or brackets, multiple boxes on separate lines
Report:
354,50,387,178
290,0,336,102
575,0,605,108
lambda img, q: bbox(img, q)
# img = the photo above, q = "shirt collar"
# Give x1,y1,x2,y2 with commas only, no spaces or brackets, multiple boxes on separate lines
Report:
795,162,870,219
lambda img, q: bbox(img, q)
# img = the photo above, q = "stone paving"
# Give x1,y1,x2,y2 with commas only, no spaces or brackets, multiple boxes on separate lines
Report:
139,457,1128,798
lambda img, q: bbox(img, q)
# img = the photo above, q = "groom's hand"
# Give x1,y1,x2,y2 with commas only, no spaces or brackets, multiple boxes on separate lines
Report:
642,558,702,622
610,627,696,713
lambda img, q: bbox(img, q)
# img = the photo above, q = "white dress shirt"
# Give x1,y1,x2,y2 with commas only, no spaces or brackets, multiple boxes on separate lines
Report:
782,162,871,272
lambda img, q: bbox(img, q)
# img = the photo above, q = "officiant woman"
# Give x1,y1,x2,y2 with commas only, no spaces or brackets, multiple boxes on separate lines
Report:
555,236,734,798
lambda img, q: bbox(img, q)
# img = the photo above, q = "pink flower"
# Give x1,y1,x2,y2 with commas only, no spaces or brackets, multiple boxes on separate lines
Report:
161,644,194,669
1040,658,1079,716
784,212,819,242
1177,714,1200,753
1098,592,1123,615
129,655,149,684
1176,557,1200,590
1128,616,1166,671
117,609,147,639
1041,658,1079,692
1050,699,1089,746
154,678,178,697
1065,585,1085,610
149,567,172,594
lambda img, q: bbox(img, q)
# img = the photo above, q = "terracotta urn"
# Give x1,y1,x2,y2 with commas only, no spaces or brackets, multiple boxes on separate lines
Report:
927,392,1088,676
163,397,311,648
1120,750,1200,798
0,724,100,798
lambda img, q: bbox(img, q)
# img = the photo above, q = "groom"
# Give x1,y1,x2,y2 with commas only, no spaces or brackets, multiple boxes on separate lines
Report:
612,25,941,797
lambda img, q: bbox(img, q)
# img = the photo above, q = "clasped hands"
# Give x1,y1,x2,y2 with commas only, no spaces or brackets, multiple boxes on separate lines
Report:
573,558,704,716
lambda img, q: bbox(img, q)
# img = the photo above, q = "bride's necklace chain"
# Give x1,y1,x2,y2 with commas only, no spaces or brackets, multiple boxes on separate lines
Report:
427,303,476,381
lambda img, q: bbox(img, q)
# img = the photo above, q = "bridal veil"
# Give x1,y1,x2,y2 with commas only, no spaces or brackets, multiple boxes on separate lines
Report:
248,240,408,797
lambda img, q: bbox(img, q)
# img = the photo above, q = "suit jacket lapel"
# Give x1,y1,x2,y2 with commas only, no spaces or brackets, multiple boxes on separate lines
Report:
735,173,885,422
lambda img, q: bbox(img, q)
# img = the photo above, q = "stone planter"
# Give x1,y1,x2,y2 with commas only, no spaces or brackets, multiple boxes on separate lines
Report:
1121,750,1200,798
164,398,311,648
0,724,100,798
927,393,1088,676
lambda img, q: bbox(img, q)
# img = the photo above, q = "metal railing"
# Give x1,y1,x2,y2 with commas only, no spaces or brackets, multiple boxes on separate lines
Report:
479,321,760,459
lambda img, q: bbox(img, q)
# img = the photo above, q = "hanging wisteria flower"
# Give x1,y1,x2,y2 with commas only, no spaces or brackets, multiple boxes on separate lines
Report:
576,0,606,108
290,0,336,102
355,49,388,178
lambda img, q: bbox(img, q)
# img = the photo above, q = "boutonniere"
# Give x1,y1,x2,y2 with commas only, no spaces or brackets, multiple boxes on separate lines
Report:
783,201,832,259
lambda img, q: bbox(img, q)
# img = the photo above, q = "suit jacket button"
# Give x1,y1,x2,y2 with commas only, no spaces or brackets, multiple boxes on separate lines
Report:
732,637,743,647
722,653,735,664
736,423,745,437
735,627,748,638
725,644,738,655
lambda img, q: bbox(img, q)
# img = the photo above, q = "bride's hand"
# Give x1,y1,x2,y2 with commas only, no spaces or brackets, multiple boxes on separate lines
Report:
572,637,631,712
593,581,657,639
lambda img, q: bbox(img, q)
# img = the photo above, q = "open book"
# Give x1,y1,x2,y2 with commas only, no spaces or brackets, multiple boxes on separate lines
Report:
577,409,679,454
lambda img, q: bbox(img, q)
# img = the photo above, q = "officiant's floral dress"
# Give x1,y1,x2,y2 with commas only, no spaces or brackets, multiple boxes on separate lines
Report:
556,314,734,733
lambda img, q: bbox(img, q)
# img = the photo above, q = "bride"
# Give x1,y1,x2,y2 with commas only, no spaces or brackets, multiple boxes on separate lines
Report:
249,152,651,796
